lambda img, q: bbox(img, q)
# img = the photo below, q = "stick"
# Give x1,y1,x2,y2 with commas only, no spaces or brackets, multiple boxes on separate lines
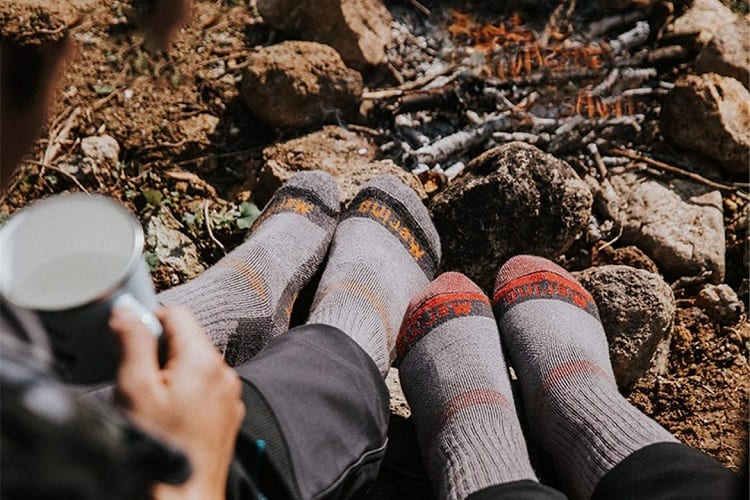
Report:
588,143,608,179
409,0,431,16
611,148,750,200
42,107,81,167
413,113,512,166
25,160,90,194
585,11,647,39
609,21,650,55
362,65,458,100
203,200,226,254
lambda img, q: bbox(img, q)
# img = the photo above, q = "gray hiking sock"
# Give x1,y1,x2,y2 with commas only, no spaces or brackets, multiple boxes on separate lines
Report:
158,171,340,365
396,272,537,500
307,175,441,375
493,255,677,500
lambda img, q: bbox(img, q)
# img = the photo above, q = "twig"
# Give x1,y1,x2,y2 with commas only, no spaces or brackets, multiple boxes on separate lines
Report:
610,148,750,200
609,21,650,55
413,113,511,166
597,224,624,251
91,87,124,110
409,0,431,16
42,107,81,167
25,160,89,194
203,200,226,254
588,143,608,179
585,11,646,39
346,124,381,137
362,66,458,100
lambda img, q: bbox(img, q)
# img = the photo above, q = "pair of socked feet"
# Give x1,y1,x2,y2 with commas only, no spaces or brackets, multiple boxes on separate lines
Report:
159,171,676,500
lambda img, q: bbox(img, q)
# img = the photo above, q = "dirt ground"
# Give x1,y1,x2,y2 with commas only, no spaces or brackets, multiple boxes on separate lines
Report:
1,0,747,487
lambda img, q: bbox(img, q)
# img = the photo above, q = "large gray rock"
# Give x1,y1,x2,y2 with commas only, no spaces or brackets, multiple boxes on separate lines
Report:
661,73,750,176
429,142,592,291
610,172,725,284
255,125,425,205
257,0,392,69
146,209,205,281
241,41,362,129
667,0,749,87
575,265,675,390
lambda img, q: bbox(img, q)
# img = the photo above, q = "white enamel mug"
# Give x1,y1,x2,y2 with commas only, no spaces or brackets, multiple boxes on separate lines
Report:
0,193,162,383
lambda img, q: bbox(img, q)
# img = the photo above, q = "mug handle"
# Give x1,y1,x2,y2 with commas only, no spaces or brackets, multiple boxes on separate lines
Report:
112,293,163,337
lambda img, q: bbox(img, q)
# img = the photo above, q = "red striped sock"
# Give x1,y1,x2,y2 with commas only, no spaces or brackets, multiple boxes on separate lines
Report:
397,272,537,500
493,255,676,500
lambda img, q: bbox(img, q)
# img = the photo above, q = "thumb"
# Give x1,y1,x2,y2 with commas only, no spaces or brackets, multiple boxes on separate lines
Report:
110,305,161,401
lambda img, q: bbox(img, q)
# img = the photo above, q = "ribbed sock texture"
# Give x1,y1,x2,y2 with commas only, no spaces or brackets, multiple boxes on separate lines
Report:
493,255,677,500
307,175,441,375
158,171,340,365
396,272,537,500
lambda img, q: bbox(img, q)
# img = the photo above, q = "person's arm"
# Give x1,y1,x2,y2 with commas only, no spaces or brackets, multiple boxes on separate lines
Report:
110,305,245,500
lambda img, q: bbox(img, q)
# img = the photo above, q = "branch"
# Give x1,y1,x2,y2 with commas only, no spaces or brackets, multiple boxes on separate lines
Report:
610,148,750,200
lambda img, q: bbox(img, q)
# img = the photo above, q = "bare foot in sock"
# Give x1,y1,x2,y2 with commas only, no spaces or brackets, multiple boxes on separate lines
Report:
159,171,340,365
493,255,677,500
307,175,441,375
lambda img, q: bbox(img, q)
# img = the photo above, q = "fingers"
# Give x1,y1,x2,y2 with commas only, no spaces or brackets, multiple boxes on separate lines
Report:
110,305,161,403
156,306,222,369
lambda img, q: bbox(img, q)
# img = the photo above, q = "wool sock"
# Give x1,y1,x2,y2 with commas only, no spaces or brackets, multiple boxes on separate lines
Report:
493,255,677,500
158,171,340,365
307,175,441,375
396,272,537,500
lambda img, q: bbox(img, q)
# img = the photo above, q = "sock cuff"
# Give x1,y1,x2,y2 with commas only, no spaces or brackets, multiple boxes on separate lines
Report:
395,273,493,366
493,256,599,320
344,175,441,277
252,172,340,232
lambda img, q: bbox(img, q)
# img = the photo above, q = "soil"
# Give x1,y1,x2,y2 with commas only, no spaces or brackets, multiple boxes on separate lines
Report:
1,0,748,491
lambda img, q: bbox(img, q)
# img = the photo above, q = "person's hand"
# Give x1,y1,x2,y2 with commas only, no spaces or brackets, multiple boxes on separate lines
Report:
110,305,245,500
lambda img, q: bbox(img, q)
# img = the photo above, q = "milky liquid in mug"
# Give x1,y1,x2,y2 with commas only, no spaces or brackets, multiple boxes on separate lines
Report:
13,253,126,310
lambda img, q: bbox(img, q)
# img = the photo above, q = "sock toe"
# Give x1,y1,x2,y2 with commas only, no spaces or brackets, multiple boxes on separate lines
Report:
284,170,341,213
357,174,442,267
495,255,578,292
396,272,492,366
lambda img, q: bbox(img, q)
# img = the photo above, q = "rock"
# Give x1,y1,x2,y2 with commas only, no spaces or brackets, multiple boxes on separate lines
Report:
696,284,745,325
177,113,219,144
241,41,363,129
256,125,425,205
574,265,676,390
256,0,392,69
146,209,205,281
695,23,750,88
610,172,725,284
593,245,660,274
429,142,593,291
667,0,737,45
0,0,97,45
386,368,410,418
667,0,749,87
662,73,750,175
80,135,120,164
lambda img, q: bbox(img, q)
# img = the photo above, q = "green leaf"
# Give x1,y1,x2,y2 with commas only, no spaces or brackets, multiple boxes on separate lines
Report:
237,202,261,230
239,201,260,218
144,251,160,270
183,212,197,226
142,189,163,206
92,84,115,96
125,189,138,200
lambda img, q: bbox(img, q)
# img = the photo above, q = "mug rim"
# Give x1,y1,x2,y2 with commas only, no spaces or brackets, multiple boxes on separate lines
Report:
0,193,145,312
